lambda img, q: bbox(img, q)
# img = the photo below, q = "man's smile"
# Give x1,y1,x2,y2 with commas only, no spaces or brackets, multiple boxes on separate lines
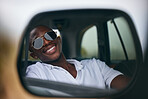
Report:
46,46,56,53
47,46,55,52
43,44,57,55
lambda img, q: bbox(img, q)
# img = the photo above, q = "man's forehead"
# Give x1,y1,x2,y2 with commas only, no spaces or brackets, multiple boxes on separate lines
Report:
30,26,52,38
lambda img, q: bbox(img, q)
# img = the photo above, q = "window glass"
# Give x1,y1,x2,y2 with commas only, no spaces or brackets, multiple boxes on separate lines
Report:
108,17,136,61
81,26,98,58
114,17,136,60
108,20,125,60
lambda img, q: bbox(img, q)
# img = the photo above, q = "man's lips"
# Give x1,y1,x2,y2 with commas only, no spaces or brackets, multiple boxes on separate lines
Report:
42,44,56,54
46,46,55,53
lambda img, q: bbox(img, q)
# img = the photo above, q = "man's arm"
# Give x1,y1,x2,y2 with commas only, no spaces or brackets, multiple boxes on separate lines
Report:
110,75,131,90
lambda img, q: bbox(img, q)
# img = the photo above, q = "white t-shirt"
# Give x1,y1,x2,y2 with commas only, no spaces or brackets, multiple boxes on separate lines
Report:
26,58,122,89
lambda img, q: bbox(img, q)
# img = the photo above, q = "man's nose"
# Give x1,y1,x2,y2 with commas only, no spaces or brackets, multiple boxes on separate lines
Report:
43,38,52,46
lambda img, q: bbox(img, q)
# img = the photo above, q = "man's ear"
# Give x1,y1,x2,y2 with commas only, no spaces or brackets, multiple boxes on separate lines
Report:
30,52,38,59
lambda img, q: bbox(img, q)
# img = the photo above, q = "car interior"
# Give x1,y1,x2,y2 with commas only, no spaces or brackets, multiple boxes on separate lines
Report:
17,9,143,97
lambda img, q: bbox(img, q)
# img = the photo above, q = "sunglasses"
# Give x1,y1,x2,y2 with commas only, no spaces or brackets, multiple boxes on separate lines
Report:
32,31,57,49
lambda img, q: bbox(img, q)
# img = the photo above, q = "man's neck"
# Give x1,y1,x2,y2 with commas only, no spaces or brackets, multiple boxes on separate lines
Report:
45,53,67,68
44,53,77,78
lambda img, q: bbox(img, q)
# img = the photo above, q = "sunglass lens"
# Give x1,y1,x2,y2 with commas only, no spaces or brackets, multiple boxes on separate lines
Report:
44,31,57,40
33,38,43,49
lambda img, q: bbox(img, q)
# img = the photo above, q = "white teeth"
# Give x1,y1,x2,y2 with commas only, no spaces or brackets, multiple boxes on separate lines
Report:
47,46,55,52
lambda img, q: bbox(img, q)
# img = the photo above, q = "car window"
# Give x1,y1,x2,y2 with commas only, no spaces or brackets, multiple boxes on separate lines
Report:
80,25,99,58
107,17,136,61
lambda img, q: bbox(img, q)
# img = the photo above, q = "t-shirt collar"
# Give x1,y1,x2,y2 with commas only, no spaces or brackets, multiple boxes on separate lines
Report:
67,59,84,71
40,59,84,71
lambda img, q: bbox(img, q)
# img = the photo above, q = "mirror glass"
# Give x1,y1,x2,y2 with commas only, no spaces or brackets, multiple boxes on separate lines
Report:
18,9,142,97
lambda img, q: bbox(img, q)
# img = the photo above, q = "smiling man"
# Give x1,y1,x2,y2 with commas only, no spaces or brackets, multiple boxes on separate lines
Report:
29,26,62,62
26,25,130,90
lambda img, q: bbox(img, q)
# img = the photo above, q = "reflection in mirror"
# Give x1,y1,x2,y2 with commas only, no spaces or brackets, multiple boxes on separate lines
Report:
18,9,142,97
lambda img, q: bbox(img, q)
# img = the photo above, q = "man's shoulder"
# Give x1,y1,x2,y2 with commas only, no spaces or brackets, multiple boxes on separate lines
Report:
27,61,43,68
